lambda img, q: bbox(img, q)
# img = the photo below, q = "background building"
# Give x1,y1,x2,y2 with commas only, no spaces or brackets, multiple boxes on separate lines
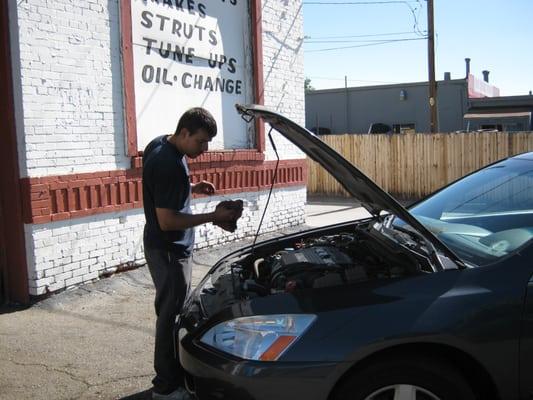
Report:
1,0,306,303
465,95,533,132
305,59,501,134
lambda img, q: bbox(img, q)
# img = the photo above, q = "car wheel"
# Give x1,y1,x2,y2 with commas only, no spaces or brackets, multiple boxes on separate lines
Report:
333,356,476,400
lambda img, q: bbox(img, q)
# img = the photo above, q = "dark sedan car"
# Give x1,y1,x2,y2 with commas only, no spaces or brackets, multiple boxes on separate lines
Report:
177,104,533,400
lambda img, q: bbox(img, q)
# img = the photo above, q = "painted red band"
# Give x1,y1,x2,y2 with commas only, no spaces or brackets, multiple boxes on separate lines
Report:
21,159,307,224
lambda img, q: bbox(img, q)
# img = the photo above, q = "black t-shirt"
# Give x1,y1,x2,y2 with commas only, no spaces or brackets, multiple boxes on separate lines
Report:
142,135,194,257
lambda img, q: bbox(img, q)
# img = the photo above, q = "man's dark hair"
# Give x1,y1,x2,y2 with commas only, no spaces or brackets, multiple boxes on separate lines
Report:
175,107,217,137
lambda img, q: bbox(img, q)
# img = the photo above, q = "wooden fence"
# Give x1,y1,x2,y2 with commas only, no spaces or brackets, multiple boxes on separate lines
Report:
307,132,533,199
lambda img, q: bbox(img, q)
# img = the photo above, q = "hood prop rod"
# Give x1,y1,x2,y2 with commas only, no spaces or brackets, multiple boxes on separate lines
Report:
251,127,278,256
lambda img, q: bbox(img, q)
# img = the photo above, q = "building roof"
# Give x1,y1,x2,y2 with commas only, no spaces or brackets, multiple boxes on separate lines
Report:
469,95,533,109
305,78,467,95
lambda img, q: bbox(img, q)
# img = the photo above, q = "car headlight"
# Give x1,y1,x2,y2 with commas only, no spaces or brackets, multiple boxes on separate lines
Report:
199,314,316,361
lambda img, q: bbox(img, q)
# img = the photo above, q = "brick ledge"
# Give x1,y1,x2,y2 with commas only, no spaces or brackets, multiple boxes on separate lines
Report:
20,158,307,224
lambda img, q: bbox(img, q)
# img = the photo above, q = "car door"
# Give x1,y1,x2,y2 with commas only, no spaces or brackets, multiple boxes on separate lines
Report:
520,244,533,399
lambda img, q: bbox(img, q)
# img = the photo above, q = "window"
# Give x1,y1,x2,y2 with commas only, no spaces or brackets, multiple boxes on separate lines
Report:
409,158,533,266
480,124,503,131
392,123,415,134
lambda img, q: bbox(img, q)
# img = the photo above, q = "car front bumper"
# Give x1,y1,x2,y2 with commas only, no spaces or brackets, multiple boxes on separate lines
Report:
178,327,346,400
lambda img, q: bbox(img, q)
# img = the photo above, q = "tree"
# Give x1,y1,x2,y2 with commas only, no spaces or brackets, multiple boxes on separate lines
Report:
304,77,314,93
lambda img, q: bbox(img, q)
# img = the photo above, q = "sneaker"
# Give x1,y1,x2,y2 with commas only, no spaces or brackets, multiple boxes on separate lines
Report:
152,386,193,400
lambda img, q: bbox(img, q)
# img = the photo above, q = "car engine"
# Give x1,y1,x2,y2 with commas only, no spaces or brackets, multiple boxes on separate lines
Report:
197,228,430,316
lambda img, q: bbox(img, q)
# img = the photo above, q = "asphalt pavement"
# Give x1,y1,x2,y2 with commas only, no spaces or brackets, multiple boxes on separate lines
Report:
0,199,366,400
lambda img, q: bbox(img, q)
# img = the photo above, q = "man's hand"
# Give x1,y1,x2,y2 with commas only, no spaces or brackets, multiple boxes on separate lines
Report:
192,181,215,195
214,221,237,232
213,200,243,232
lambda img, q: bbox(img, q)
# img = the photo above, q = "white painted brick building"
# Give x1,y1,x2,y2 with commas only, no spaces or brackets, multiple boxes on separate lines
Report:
2,0,307,301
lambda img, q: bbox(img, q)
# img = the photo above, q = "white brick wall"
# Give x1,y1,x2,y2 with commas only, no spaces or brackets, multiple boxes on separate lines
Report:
14,0,307,295
262,0,306,161
192,186,306,248
11,0,129,177
25,210,146,295
25,187,306,295
10,0,306,175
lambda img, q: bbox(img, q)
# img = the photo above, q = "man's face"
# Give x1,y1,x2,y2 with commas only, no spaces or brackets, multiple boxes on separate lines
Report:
182,128,212,158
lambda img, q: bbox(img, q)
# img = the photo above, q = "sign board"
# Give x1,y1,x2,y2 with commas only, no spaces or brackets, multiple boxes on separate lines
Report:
130,0,254,151
468,74,500,99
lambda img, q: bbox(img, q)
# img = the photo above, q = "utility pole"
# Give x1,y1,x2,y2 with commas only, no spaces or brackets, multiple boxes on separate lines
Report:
427,0,438,133
345,75,349,132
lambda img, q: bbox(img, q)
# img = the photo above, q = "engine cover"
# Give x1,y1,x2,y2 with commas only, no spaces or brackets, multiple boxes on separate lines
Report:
279,246,352,270
270,246,355,290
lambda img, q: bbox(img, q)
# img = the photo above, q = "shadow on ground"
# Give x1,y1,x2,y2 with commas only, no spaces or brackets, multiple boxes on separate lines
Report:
119,389,152,400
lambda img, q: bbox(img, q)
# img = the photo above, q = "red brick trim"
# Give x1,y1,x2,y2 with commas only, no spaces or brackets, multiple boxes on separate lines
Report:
120,0,138,157
251,0,265,152
188,149,265,164
131,149,266,169
1,0,29,303
120,0,265,156
21,159,307,224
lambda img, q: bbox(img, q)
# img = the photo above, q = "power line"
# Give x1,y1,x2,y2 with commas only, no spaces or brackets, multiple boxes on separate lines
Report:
308,76,401,84
306,30,426,40
407,0,427,37
305,37,427,52
304,1,420,4
304,1,428,38
305,36,425,43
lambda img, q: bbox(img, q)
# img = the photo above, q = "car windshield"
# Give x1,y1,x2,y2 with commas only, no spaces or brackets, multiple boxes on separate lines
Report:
397,157,533,267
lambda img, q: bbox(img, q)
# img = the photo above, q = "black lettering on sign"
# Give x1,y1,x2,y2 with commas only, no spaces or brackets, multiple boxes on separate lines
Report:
141,10,153,28
182,72,192,88
172,19,182,35
227,58,236,74
176,47,195,64
143,37,195,64
155,14,171,31
221,0,237,5
154,0,207,17
174,0,205,15
208,53,237,73
141,11,216,43
142,65,173,86
186,0,196,14
180,72,242,94
142,64,154,83
195,25,205,41
197,3,206,16
162,17,210,42
208,30,217,45
142,37,158,55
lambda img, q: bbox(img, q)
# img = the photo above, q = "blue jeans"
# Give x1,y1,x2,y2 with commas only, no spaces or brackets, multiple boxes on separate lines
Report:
145,246,192,394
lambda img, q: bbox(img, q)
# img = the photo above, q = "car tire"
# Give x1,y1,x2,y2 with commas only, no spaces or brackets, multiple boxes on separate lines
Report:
333,355,476,400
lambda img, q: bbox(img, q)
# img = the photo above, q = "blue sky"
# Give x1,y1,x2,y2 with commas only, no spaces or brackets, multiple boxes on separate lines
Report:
303,0,533,96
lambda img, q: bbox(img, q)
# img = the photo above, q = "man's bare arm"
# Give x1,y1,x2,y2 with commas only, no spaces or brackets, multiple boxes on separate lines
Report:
156,203,238,232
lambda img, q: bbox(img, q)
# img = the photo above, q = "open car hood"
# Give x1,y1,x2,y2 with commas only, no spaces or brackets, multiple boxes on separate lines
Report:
236,104,465,269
